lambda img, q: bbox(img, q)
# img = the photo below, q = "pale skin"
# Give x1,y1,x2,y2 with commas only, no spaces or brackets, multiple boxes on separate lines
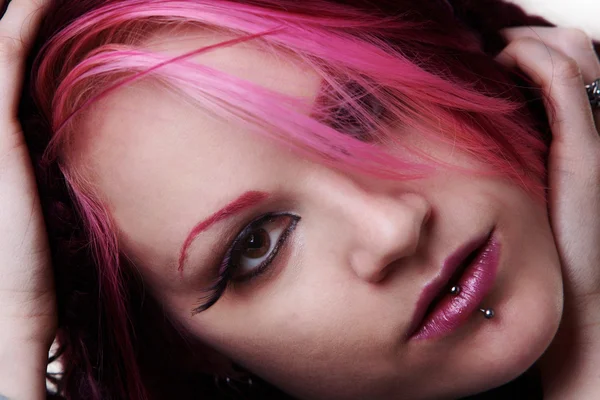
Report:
68,27,568,400
0,2,599,400
76,68,563,400
495,27,600,398
0,0,56,399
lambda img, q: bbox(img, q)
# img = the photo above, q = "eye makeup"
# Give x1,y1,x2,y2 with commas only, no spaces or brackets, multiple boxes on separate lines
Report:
178,190,270,272
191,211,300,315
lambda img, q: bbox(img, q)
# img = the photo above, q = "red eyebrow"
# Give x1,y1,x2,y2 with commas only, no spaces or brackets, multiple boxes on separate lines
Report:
177,190,270,272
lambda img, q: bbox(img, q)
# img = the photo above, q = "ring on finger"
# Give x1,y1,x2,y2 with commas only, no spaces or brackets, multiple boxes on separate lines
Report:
586,78,600,109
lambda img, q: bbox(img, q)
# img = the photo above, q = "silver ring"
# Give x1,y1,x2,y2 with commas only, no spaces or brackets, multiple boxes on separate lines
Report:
586,78,600,109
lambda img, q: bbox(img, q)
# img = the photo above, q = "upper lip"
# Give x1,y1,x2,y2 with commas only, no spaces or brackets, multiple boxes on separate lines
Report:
406,230,492,338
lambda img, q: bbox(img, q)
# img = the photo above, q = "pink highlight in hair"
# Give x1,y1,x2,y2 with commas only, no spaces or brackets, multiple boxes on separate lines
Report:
35,0,546,189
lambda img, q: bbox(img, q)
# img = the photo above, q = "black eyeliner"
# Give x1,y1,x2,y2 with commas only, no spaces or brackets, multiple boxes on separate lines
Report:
232,215,299,283
191,212,299,315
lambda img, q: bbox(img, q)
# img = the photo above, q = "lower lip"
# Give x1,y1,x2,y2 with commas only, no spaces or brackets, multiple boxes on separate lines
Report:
410,232,501,341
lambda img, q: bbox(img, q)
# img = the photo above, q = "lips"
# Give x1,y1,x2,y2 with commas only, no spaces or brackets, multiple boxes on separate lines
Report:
406,231,492,338
426,245,483,313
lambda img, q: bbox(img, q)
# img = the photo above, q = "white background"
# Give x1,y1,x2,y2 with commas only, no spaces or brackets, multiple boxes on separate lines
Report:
508,0,600,39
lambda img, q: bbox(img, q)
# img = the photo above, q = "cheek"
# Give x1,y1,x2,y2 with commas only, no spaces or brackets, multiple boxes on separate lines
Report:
166,181,563,400
434,197,563,398
504,204,564,356
187,276,417,399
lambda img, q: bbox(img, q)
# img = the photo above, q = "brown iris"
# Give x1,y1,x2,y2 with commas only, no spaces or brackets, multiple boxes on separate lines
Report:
242,229,271,258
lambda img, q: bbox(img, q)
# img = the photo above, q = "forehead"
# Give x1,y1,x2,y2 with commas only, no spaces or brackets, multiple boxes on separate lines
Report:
72,30,322,286
144,27,320,98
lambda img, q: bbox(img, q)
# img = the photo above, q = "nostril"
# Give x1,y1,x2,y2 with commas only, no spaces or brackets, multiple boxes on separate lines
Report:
423,207,433,226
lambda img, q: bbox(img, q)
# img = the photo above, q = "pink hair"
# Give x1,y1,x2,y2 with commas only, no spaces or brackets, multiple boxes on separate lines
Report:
26,0,555,398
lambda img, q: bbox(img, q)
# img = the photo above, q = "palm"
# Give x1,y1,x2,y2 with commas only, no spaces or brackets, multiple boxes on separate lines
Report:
0,122,56,344
0,0,55,347
497,26,600,398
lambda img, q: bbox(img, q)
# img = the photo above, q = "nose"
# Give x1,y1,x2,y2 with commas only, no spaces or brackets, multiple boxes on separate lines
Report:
349,192,432,283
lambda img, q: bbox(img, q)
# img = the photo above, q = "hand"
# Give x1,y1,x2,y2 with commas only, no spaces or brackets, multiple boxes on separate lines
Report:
0,0,55,397
496,27,600,398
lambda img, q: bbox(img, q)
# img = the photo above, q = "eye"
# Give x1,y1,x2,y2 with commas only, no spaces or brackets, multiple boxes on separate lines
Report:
226,213,300,282
328,82,385,142
192,212,300,314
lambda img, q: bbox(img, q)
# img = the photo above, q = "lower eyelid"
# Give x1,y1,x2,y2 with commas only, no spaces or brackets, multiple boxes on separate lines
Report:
229,216,299,292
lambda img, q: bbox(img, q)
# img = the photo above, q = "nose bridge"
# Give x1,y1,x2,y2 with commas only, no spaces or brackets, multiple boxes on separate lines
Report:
350,190,431,282
309,169,431,283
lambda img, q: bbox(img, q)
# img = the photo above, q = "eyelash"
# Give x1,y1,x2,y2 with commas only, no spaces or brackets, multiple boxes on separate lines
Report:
192,212,300,314
332,97,384,143
190,84,380,314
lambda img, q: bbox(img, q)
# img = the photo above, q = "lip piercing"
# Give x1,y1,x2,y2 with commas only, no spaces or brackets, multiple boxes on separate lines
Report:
449,285,495,319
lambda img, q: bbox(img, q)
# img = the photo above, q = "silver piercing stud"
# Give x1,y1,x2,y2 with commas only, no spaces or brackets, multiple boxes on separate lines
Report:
449,285,461,295
479,308,495,319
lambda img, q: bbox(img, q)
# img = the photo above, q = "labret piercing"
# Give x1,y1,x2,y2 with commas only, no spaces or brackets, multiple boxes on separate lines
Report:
449,285,495,319
449,285,461,295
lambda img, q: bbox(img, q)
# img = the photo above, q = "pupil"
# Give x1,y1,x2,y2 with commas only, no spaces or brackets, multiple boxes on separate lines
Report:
243,229,270,258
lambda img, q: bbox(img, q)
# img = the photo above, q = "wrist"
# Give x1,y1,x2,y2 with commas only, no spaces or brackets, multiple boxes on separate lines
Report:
0,335,50,400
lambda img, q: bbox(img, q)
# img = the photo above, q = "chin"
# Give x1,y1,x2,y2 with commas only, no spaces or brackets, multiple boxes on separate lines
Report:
468,226,564,394
457,280,563,398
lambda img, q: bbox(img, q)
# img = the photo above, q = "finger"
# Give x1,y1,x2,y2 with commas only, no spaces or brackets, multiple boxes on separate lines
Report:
495,36,600,301
0,0,50,116
500,27,600,129
495,37,599,152
0,0,50,51
500,27,600,83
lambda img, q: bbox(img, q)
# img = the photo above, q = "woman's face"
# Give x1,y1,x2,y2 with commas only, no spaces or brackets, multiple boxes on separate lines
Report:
73,31,564,400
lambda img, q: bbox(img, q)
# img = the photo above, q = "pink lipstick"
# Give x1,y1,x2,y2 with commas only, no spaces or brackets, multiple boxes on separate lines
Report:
407,230,501,341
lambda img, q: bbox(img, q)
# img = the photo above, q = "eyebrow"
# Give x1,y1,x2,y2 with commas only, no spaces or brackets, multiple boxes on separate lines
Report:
177,190,270,272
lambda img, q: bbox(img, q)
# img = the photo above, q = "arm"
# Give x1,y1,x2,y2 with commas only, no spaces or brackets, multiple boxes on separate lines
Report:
496,26,600,398
0,334,51,400
0,0,55,398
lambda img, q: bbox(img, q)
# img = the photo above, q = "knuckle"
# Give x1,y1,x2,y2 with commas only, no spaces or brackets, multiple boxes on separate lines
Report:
509,36,539,50
559,28,592,50
0,122,27,155
553,56,583,81
505,37,545,56
0,35,24,62
501,37,536,58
